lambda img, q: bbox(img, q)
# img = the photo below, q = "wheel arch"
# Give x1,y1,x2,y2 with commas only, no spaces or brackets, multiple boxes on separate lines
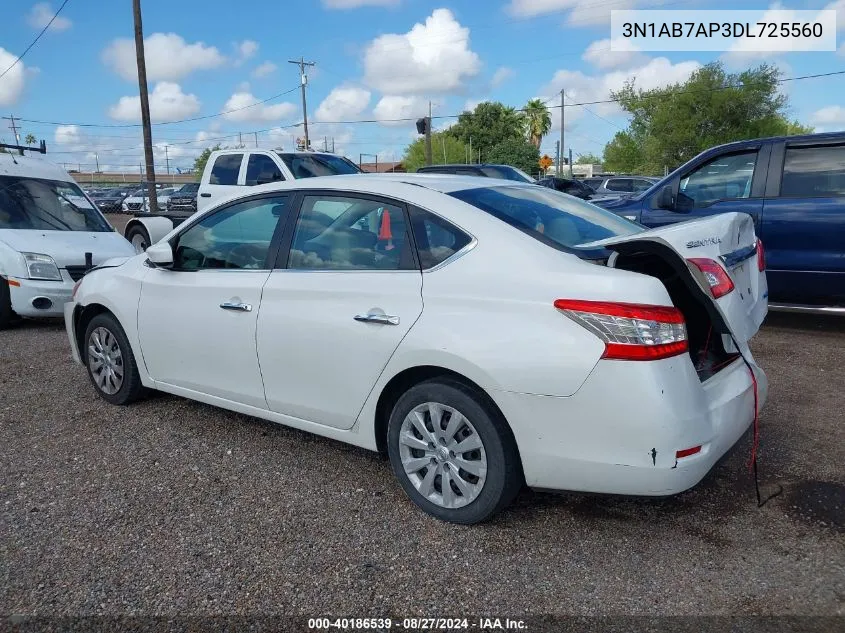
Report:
124,216,175,246
372,365,522,469
73,302,114,363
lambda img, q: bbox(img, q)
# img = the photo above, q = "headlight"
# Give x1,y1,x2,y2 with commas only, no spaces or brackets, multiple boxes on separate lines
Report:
23,253,62,281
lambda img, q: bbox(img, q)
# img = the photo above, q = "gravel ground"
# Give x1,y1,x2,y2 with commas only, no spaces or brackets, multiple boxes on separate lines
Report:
1,312,843,622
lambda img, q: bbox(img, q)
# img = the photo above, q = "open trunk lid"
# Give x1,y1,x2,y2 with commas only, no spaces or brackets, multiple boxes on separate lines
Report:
578,212,767,345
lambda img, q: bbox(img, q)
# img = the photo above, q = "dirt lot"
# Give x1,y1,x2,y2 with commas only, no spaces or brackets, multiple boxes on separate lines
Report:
1,313,843,621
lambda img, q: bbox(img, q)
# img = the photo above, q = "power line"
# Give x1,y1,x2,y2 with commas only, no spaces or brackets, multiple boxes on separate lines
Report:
0,0,71,82
6,85,300,129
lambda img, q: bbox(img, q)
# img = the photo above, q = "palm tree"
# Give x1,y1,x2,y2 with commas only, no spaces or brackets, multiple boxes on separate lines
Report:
25,133,37,145
523,99,552,149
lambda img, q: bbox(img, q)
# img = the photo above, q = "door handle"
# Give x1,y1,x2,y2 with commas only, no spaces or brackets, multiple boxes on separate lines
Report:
200,193,211,198
354,312,400,325
220,302,252,312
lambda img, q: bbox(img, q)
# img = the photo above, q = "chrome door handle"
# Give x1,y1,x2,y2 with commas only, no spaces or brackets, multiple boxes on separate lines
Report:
354,313,400,325
220,302,252,312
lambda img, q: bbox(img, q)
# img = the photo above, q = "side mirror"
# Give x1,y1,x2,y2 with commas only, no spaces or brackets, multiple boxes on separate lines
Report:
146,242,174,267
655,184,674,210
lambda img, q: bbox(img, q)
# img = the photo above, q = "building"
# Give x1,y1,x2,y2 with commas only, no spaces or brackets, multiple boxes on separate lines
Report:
359,161,405,173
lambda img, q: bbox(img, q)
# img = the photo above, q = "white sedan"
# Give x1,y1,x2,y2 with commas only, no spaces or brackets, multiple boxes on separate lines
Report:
64,174,768,524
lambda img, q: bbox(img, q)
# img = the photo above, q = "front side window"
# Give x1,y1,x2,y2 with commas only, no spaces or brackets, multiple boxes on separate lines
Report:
449,185,641,251
633,179,656,192
781,145,845,198
245,154,284,186
277,153,361,179
173,196,289,270
0,176,111,232
480,166,534,183
209,154,243,185
287,195,411,270
605,179,632,192
678,150,757,209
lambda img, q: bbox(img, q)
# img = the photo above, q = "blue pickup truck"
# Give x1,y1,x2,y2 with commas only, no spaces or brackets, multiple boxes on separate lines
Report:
594,132,845,312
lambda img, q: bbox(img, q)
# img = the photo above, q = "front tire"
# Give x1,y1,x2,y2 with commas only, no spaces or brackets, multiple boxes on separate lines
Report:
387,379,523,524
83,313,147,405
126,225,151,254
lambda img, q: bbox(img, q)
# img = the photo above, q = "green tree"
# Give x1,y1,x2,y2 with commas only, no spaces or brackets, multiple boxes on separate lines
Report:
575,152,602,165
192,144,221,175
403,132,468,172
522,98,552,149
485,138,540,175
447,101,524,157
604,62,813,174
24,133,37,145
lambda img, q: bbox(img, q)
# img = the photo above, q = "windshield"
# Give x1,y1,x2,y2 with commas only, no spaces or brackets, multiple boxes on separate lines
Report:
479,165,535,183
0,176,111,232
449,185,641,250
278,153,362,178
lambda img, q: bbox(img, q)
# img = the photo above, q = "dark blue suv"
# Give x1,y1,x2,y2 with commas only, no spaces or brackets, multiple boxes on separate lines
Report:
593,132,845,310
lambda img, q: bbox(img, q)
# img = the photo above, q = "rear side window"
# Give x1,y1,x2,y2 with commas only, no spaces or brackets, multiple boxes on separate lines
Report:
245,154,284,186
409,207,472,269
605,179,632,192
209,154,243,185
781,145,845,198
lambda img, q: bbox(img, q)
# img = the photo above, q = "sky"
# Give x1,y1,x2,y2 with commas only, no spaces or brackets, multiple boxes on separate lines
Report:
0,0,843,173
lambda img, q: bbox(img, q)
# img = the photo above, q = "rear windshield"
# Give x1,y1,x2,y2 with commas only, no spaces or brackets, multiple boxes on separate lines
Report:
278,153,361,178
449,185,641,250
0,176,111,232
479,166,535,183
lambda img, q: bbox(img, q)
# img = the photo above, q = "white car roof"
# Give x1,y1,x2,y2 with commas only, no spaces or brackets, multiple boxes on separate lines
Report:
0,153,77,183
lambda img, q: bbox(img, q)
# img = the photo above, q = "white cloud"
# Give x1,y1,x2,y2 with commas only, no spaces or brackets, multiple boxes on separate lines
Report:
463,99,482,112
491,67,514,89
315,86,371,122
583,37,647,70
235,40,258,65
221,91,297,122
102,33,226,82
108,82,201,122
539,57,701,126
507,0,650,27
54,125,82,146
373,95,428,126
810,105,845,129
252,61,277,78
0,48,27,106
322,0,400,8
27,2,72,31
363,8,481,94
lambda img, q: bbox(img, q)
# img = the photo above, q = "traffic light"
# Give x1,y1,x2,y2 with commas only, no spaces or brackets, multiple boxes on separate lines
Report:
415,118,429,135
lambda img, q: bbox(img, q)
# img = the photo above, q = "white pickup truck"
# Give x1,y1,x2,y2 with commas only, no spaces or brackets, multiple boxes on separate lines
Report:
123,149,362,253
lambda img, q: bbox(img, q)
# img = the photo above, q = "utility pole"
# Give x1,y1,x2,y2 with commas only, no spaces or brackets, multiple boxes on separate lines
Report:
468,136,472,164
559,89,565,176
555,140,560,178
164,145,170,174
7,115,20,144
288,57,316,150
133,0,158,212
95,153,100,173
569,148,573,178
331,137,335,153
425,101,432,166
324,136,328,152
254,132,258,148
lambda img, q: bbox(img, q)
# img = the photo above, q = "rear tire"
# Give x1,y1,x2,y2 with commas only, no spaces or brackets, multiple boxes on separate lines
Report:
126,225,151,254
83,313,147,405
387,378,523,524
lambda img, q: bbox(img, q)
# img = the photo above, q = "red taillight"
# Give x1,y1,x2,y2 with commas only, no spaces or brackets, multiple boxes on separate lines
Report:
756,240,765,271
554,299,688,361
688,258,734,298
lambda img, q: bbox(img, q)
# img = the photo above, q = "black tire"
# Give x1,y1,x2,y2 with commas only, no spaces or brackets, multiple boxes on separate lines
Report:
126,224,151,254
387,378,523,524
0,278,15,330
83,312,147,405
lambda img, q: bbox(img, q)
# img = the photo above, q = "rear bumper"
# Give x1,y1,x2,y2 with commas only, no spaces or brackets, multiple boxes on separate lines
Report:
8,276,74,318
489,354,767,496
